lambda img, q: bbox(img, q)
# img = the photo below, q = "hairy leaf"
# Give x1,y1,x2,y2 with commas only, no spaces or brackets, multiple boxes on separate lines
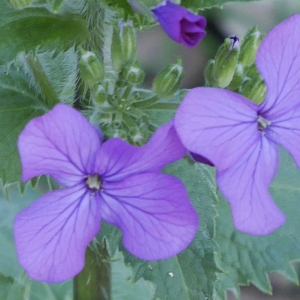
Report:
0,67,45,186
0,49,78,186
0,7,89,65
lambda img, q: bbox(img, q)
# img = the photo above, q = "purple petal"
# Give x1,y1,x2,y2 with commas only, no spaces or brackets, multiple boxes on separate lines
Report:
266,106,300,167
190,152,214,166
100,173,198,260
152,1,206,48
217,136,285,235
95,121,186,181
257,14,300,115
175,88,259,171
14,185,101,283
18,104,101,186
180,14,206,47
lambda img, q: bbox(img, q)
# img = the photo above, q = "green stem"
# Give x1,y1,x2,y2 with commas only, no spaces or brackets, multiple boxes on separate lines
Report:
73,242,111,300
26,55,60,108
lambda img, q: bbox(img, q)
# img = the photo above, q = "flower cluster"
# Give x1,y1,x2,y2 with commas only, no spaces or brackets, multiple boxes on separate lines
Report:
14,104,198,283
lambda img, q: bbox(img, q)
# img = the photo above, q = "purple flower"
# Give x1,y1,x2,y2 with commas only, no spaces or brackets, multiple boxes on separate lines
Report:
175,14,300,235
14,104,198,283
152,1,206,48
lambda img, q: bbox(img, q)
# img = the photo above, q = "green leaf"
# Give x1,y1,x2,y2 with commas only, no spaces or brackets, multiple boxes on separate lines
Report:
0,67,45,186
20,49,78,106
102,160,219,300
0,49,78,187
0,7,89,65
181,0,261,10
111,250,154,300
214,149,300,299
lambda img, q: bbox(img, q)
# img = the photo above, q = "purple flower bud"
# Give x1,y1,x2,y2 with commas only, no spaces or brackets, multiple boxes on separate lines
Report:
152,1,206,48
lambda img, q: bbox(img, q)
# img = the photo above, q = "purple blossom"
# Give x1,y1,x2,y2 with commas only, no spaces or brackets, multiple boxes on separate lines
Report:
14,104,198,283
152,1,206,48
175,14,300,235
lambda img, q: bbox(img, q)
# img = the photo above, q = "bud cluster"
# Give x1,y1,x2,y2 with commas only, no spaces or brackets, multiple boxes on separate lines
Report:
80,18,183,146
205,26,266,104
84,20,157,145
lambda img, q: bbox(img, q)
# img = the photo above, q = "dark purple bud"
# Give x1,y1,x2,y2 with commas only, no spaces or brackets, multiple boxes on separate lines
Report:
152,1,206,48
229,35,240,50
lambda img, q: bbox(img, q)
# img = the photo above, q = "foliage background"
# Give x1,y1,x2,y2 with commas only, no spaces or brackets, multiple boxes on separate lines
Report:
1,0,300,299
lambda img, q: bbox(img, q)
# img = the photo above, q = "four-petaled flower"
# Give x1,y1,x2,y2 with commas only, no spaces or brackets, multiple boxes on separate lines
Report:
152,0,206,48
14,104,198,283
175,14,300,235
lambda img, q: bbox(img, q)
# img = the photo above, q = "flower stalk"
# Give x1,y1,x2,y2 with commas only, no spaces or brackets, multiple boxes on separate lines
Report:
74,244,111,300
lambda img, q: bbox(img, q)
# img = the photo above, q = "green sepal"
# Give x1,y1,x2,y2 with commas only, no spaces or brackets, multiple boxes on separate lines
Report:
204,59,216,87
240,65,266,104
111,21,137,71
152,59,184,98
122,22,137,64
228,64,244,91
79,50,105,87
121,63,145,85
239,26,264,67
93,85,107,106
213,37,240,88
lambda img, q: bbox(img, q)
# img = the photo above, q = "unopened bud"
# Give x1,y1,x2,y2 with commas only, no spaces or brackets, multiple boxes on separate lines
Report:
10,0,32,8
52,0,64,13
93,85,107,105
79,51,105,87
213,36,240,88
111,21,137,71
239,26,263,67
242,77,266,104
241,67,266,104
122,23,136,63
152,59,184,98
122,63,145,84
228,64,244,91
204,60,215,86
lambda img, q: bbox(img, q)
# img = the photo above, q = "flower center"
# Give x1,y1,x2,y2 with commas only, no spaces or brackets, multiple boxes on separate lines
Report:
257,115,271,132
86,174,101,190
